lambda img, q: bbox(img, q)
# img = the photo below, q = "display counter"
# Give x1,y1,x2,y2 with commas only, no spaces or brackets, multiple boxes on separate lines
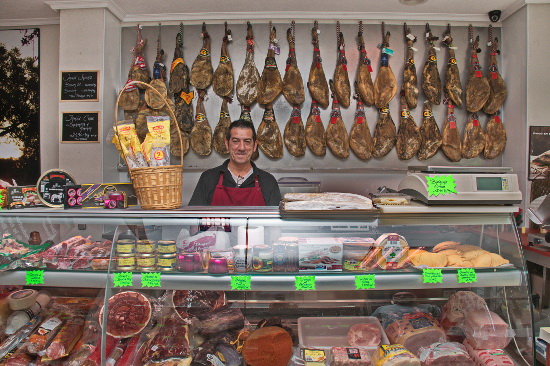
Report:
0,206,534,365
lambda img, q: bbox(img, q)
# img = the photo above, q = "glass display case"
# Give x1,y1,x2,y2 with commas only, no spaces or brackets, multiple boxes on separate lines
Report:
0,206,533,365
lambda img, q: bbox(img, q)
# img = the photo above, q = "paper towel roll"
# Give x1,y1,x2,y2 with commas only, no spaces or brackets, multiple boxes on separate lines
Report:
238,226,264,247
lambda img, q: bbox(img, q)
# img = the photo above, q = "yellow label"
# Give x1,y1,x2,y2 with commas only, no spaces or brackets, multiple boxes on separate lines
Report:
157,244,176,253
116,243,134,253
137,244,155,253
180,91,194,104
158,257,176,267
137,257,156,267
117,257,136,266
303,349,326,362
170,58,184,72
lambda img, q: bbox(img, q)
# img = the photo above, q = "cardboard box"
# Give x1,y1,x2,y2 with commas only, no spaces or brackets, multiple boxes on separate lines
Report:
7,186,44,209
80,183,138,208
298,237,343,272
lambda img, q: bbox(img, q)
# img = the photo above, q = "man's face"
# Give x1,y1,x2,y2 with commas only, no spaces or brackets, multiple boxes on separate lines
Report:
225,127,257,165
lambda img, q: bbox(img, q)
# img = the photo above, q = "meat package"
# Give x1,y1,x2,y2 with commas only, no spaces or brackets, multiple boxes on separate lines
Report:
439,291,487,342
371,344,421,366
331,346,371,366
418,342,474,366
243,326,293,366
140,317,192,365
171,290,225,323
308,21,330,109
384,312,447,356
462,310,513,350
463,339,514,366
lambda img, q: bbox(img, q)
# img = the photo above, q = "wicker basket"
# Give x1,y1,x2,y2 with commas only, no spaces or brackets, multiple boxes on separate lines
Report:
115,80,183,210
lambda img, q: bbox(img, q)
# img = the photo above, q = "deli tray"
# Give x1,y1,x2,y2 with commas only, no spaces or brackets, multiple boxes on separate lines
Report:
298,316,389,353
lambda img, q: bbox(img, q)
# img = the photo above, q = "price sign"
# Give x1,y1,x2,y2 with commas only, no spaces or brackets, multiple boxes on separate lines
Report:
141,272,161,287
426,175,458,197
295,276,316,291
0,191,4,210
423,268,443,283
231,276,252,290
457,268,477,283
355,274,376,289
113,272,133,287
26,270,44,285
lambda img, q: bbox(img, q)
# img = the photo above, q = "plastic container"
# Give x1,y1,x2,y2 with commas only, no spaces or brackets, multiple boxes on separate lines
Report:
297,316,389,354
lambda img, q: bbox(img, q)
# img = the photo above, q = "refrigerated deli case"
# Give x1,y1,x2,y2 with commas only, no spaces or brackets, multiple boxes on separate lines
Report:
0,206,534,365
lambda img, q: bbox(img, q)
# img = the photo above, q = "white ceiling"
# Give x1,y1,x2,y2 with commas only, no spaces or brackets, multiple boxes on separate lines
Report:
0,0,545,26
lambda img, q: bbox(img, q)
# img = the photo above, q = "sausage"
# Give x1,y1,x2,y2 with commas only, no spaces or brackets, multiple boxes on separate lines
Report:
45,315,85,360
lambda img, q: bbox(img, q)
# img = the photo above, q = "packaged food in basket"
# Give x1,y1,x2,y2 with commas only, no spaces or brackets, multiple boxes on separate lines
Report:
143,116,171,166
113,121,148,169
372,344,420,366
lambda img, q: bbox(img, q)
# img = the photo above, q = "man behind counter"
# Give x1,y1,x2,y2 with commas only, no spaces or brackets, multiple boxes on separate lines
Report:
189,119,281,206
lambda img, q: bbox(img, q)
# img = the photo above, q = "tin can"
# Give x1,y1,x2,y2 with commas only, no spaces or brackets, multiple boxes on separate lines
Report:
116,239,135,254
157,255,176,270
157,240,177,255
252,245,273,273
136,240,156,254
136,254,156,268
272,242,287,272
116,253,136,269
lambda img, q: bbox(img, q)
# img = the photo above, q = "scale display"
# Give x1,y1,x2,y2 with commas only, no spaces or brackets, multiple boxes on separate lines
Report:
476,177,507,191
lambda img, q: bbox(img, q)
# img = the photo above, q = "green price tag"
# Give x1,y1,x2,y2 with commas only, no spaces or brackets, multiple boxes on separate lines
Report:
295,276,316,291
25,270,44,285
457,268,477,283
0,191,4,210
113,272,133,287
355,274,376,289
231,275,252,290
426,175,458,197
423,268,443,283
141,272,161,287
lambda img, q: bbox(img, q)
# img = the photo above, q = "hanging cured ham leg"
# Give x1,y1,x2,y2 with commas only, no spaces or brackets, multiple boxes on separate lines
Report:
417,101,442,160
484,112,507,159
213,98,231,155
257,23,283,105
239,106,259,161
305,101,327,156
349,83,373,160
213,22,234,98
333,21,351,108
171,24,194,137
461,112,485,159
483,27,507,115
236,22,261,107
372,105,396,158
257,103,283,159
374,23,397,108
441,101,462,162
356,21,375,106
190,90,212,156
402,23,419,110
326,80,350,158
190,23,213,91
421,23,441,105
442,24,463,107
465,25,490,112
396,93,421,160
308,21,330,109
282,21,305,106
284,106,306,157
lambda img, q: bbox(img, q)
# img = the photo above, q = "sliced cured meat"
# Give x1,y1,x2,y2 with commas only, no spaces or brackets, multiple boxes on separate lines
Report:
24,311,66,355
402,23,419,110
284,106,306,157
257,104,283,159
418,342,474,366
356,22,375,106
333,23,351,108
461,113,485,159
417,101,442,160
326,80,349,158
172,290,225,322
140,318,192,364
374,25,397,108
190,90,212,156
442,25,463,107
99,291,152,338
308,21,329,109
190,23,213,90
213,23,234,98
213,98,231,155
396,93,421,160
349,92,373,160
372,106,396,158
282,22,305,106
421,24,442,105
441,102,462,162
236,22,261,107
46,315,85,360
463,310,512,350
483,31,507,114
257,24,283,105
305,101,327,156
385,312,447,356
347,322,382,346
484,113,506,159
465,29,490,112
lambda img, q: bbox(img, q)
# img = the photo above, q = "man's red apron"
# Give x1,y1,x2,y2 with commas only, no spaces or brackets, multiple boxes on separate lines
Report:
210,173,266,206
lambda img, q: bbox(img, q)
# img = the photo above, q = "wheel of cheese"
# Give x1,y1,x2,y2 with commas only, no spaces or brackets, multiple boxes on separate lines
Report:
375,233,410,270
8,289,37,310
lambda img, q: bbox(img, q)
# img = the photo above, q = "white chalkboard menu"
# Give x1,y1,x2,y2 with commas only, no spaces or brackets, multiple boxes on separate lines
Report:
60,70,99,101
61,112,100,143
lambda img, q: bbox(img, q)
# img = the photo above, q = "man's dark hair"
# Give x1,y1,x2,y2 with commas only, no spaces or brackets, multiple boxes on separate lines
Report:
225,119,257,141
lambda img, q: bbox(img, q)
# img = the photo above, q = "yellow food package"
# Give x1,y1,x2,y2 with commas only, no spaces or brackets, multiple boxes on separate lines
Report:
146,116,171,166
372,344,420,366
115,121,148,168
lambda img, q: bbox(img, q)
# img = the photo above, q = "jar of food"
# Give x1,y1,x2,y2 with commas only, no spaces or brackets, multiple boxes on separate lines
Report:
252,245,273,273
116,239,135,254
116,253,136,270
157,254,176,271
157,240,177,255
136,240,156,254
136,253,156,269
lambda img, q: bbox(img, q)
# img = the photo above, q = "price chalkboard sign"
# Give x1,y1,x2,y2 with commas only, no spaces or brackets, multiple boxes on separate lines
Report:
60,71,99,101
61,112,100,143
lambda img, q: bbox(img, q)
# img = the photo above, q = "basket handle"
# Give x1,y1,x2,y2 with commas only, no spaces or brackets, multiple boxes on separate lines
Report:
114,80,184,171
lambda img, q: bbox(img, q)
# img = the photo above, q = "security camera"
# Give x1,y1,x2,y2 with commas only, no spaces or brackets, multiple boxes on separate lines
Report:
488,10,501,22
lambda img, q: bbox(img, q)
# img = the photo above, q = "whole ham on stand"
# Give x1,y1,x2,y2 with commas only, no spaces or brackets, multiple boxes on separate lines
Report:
326,80,350,158
308,21,330,109
483,26,507,115
374,22,397,108
465,25,490,112
349,83,373,160
333,21,351,108
402,23,419,110
421,23,442,105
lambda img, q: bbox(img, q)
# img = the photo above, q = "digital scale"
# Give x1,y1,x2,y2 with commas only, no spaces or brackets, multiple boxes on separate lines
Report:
398,166,522,205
